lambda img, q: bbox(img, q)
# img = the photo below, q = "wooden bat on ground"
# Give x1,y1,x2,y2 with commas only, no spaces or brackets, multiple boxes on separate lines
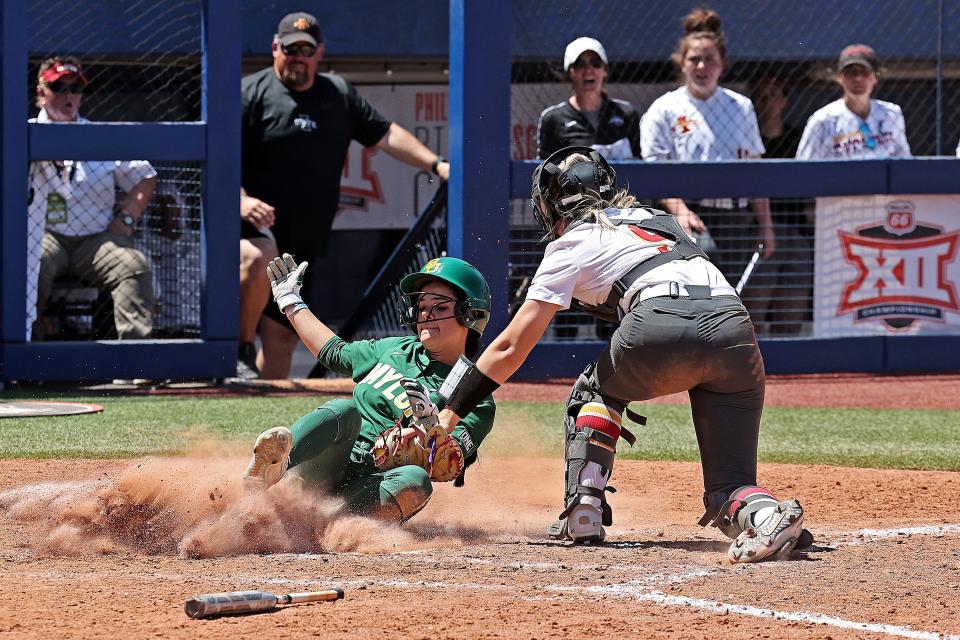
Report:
185,589,344,619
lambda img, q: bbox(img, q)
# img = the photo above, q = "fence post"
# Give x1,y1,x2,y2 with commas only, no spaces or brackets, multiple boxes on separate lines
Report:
200,0,241,342
0,0,28,350
448,0,511,340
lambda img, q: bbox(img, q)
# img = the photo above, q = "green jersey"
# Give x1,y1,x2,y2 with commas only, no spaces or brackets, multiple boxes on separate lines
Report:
317,335,496,463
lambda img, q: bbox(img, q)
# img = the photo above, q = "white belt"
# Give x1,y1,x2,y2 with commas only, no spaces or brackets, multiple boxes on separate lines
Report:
627,282,739,309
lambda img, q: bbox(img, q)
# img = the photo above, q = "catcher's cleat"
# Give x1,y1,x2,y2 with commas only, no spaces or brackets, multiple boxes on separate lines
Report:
242,426,292,490
547,505,606,544
728,498,804,563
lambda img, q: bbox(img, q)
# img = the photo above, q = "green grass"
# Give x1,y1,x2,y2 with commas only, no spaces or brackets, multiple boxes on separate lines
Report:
1,393,958,471
0,394,320,458
494,402,960,471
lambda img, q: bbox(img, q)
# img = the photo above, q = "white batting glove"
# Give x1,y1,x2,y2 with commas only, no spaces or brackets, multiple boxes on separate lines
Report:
266,253,308,313
402,377,440,428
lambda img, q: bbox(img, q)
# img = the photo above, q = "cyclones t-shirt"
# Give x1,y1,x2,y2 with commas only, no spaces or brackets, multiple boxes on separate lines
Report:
317,335,495,465
241,68,391,256
639,86,764,161
796,98,911,159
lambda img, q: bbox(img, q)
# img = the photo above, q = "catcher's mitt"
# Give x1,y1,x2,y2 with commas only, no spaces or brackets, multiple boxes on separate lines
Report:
371,422,464,482
371,378,464,482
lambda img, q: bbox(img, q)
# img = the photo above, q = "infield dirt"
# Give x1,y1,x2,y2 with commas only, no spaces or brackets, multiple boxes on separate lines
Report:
0,374,958,639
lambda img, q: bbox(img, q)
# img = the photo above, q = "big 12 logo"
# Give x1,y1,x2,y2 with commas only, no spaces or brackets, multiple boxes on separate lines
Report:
838,200,960,329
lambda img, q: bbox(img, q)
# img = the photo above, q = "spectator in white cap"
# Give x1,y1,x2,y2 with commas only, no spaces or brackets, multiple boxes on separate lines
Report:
536,36,642,339
537,36,640,162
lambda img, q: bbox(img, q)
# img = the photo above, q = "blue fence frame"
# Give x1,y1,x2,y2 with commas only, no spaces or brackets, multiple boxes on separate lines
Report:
449,0,960,378
0,0,239,382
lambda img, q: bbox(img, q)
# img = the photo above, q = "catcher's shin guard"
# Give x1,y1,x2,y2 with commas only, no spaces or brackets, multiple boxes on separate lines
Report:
549,388,627,543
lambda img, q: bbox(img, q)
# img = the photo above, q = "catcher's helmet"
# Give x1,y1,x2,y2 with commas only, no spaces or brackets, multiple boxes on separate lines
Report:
399,257,491,335
531,145,616,241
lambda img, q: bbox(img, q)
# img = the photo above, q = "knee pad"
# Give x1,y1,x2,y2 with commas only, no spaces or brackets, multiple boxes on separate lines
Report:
699,486,781,539
385,466,432,522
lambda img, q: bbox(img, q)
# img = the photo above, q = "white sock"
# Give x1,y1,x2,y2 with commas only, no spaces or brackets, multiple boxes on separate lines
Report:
577,462,607,509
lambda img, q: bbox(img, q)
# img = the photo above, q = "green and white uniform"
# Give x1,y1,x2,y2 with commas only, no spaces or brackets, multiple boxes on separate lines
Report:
287,335,496,521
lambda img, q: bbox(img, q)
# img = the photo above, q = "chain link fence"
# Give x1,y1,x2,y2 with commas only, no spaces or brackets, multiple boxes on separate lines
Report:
510,1,960,339
25,0,203,342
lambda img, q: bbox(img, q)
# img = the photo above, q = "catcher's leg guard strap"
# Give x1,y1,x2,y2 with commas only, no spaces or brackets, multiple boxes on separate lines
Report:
559,398,624,528
700,486,781,539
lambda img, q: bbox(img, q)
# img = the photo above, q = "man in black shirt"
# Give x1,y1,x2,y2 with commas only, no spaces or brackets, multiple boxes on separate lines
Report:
536,37,641,161
239,12,450,379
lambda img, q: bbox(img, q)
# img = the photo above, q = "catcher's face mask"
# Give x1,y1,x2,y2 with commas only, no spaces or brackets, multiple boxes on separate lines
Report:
530,146,617,241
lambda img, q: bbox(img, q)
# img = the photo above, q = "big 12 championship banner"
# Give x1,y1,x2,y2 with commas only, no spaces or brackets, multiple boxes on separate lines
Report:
814,195,960,337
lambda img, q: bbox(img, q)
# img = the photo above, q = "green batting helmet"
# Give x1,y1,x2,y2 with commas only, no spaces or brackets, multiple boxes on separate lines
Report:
399,257,491,335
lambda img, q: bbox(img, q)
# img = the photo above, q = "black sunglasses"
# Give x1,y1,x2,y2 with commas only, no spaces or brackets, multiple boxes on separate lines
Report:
281,43,317,58
571,56,604,70
47,81,85,95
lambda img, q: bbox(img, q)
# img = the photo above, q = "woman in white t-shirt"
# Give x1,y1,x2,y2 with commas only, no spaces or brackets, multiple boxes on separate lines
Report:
797,44,911,160
639,8,774,287
433,146,810,563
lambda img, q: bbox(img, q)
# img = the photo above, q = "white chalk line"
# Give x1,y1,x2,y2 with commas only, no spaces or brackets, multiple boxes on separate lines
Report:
829,523,960,547
11,568,960,639
7,521,960,638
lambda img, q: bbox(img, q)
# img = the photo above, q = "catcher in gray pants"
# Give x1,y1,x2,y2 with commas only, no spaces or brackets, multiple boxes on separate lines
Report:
435,146,810,563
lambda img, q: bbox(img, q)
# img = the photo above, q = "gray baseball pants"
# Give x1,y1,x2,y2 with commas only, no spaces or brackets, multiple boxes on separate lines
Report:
588,293,765,504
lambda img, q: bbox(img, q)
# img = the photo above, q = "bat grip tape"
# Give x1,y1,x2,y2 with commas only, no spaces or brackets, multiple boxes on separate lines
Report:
439,355,500,417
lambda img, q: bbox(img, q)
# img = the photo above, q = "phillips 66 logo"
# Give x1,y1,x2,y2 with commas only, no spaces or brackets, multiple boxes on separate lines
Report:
837,200,960,330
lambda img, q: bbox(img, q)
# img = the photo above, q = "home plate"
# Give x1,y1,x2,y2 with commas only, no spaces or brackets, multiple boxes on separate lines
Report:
0,401,103,418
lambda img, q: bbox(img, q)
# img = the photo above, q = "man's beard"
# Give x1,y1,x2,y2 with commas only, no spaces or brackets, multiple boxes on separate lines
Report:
281,65,309,87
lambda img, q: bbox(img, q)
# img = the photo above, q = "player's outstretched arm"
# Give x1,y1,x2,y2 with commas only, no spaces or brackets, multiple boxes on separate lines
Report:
266,254,336,357
438,299,559,431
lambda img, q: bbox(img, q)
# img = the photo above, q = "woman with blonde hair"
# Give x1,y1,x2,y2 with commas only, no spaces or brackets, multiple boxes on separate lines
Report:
433,146,811,563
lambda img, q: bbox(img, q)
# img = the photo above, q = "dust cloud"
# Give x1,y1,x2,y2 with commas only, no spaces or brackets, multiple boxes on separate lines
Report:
0,440,563,557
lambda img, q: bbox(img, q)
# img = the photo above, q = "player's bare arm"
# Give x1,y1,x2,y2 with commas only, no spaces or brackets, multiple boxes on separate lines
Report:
266,254,336,357
751,197,776,258
439,299,559,430
660,197,706,233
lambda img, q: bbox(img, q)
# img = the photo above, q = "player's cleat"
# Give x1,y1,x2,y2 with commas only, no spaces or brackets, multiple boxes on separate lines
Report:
242,426,292,490
728,498,804,563
547,504,606,544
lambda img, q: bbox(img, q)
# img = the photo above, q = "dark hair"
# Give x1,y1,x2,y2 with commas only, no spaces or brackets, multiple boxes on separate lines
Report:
671,8,727,69
465,331,481,359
